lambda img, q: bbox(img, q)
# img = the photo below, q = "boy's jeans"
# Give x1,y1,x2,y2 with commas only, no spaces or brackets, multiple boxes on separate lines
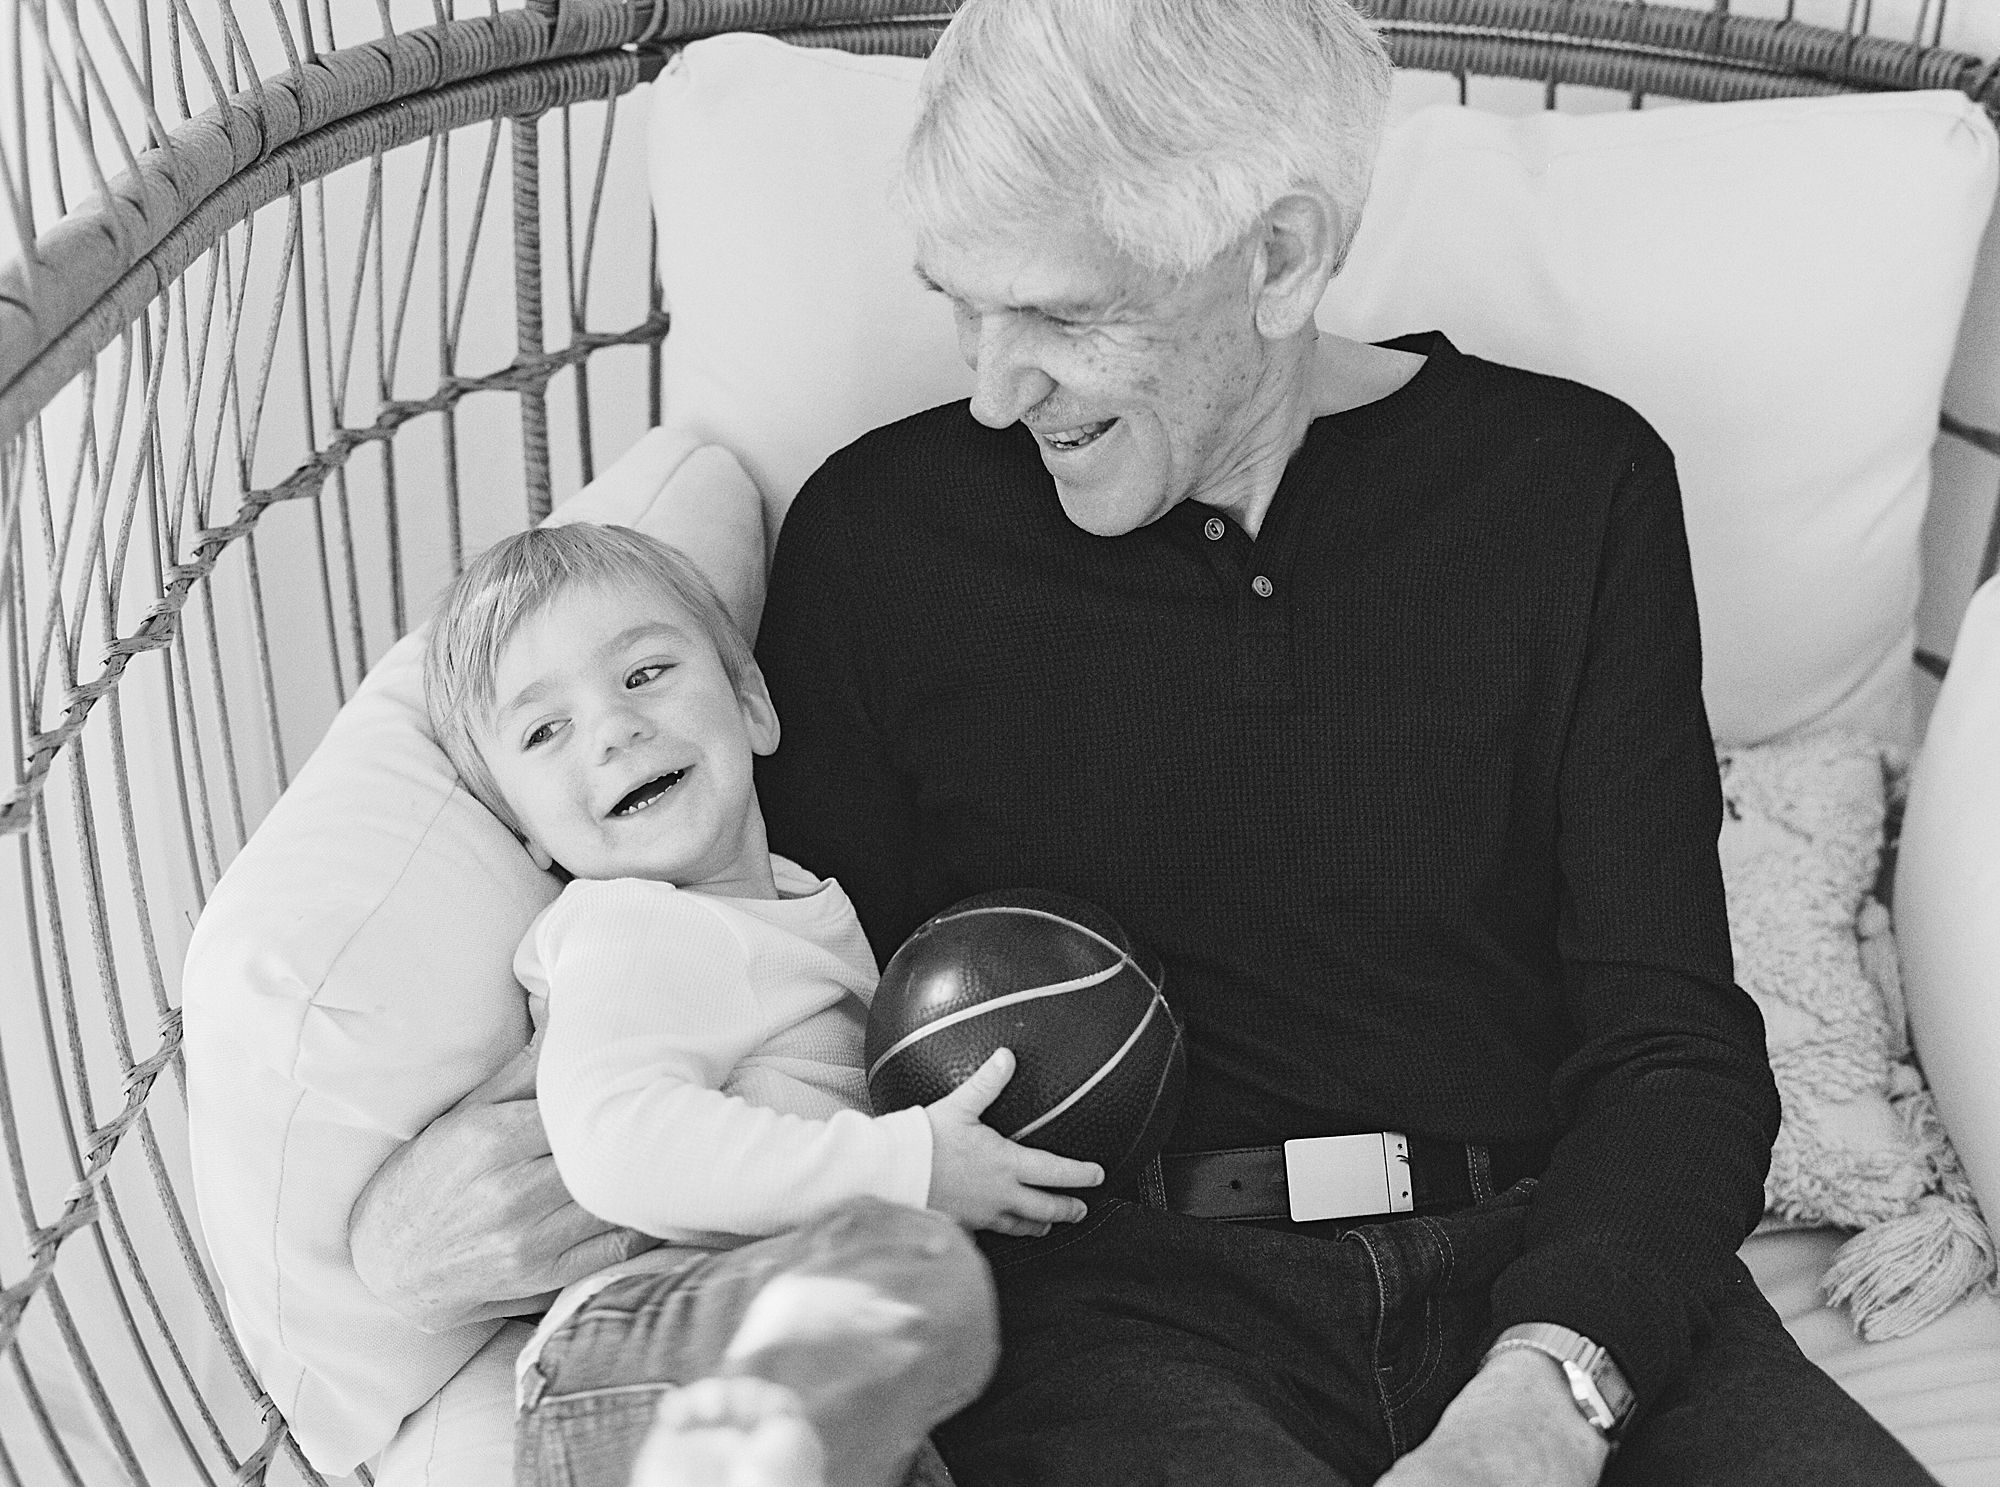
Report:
517,1198,996,1487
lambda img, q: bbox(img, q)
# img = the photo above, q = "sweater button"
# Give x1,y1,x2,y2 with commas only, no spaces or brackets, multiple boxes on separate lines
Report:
1251,574,1274,598
1204,517,1226,541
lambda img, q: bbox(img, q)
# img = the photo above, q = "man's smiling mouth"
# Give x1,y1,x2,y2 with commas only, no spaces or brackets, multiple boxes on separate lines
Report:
609,770,686,817
1041,418,1116,452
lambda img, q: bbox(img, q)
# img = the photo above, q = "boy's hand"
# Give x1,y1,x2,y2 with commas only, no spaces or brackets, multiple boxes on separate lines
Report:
924,1049,1104,1236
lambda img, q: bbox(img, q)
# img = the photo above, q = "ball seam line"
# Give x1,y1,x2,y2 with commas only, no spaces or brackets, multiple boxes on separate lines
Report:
864,960,1128,1086
916,907,1158,994
1109,1013,1187,1176
1006,990,1169,1143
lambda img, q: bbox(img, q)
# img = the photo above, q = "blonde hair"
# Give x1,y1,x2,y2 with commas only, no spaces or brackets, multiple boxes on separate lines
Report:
902,0,1392,279
423,523,755,836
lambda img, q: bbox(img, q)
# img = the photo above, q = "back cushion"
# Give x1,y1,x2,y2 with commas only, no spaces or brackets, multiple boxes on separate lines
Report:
1896,575,2000,1233
650,32,1998,746
184,426,765,1473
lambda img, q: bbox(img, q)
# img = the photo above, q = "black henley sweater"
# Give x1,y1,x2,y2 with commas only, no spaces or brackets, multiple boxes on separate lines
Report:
754,332,1781,1411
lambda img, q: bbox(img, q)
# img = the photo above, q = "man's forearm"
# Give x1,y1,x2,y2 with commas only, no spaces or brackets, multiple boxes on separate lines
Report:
1377,1347,1610,1487
348,1041,650,1330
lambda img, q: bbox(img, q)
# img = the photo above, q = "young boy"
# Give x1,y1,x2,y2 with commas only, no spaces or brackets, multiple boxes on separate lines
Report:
424,523,1101,1487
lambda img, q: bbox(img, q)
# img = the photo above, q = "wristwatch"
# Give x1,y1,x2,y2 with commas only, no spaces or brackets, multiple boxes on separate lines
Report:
1481,1323,1635,1442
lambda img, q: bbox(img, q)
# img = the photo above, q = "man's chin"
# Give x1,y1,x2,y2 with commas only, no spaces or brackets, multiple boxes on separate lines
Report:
1052,479,1157,538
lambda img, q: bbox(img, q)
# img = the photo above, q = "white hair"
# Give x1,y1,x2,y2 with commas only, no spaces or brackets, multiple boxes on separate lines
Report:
902,0,1393,279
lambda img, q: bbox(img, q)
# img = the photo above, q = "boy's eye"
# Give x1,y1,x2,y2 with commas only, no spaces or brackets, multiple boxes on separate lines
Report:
523,720,559,749
626,663,669,689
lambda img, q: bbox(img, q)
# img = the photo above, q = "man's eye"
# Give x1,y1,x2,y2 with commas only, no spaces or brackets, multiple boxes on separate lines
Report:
627,663,669,689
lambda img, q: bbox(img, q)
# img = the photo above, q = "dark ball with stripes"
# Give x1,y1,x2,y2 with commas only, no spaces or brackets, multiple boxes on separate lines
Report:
865,890,1185,1188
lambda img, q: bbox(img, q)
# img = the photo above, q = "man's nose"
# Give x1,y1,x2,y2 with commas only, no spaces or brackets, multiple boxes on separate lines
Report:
964,311,1056,430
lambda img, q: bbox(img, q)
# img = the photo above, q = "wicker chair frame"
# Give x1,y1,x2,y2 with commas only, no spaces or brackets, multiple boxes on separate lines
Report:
0,2,1995,1482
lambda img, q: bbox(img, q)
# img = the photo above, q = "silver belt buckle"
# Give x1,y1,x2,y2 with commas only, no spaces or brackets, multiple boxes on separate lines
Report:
1282,1133,1413,1221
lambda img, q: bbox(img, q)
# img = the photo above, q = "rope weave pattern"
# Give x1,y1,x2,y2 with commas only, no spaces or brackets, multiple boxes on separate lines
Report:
3,312,668,842
0,3,1995,1484
1,5,661,1482
1366,2,2000,107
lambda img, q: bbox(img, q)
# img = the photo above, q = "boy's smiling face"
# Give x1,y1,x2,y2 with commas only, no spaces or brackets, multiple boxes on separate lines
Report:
477,578,780,897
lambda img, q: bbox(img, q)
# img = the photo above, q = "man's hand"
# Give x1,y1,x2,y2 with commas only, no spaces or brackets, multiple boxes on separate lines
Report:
1376,1347,1611,1487
348,1035,655,1332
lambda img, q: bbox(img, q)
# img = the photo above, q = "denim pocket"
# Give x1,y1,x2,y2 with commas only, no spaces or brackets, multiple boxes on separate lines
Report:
517,1385,665,1487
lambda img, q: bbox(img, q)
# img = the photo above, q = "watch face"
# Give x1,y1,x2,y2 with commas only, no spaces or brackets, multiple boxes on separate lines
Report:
1561,1360,1620,1434
1486,1325,1633,1439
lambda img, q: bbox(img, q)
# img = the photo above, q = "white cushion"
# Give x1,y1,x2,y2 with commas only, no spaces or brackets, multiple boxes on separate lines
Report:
183,425,765,1474
371,1321,528,1487
651,38,959,559
1322,97,1994,747
1897,576,2000,1239
1743,1227,2000,1487
649,33,1997,746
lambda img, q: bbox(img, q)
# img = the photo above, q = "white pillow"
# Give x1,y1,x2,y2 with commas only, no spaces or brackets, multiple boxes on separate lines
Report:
650,40,961,558
183,425,764,1474
648,33,1997,747
1321,97,1995,747
1896,575,2000,1239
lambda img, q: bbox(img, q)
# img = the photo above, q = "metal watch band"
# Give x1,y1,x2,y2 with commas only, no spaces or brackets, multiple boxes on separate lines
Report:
1482,1323,1636,1440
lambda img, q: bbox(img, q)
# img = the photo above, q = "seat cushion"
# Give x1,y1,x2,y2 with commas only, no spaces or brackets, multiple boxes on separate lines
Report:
1743,1227,2000,1486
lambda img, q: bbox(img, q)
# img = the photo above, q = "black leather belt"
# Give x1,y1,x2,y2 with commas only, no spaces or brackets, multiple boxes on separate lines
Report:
1129,1135,1548,1223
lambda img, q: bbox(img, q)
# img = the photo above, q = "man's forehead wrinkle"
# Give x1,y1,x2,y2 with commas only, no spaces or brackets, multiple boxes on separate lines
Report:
922,267,1142,325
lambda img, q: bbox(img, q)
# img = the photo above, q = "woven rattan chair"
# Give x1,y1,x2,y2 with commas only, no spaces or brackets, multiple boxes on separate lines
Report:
3,2,1998,1483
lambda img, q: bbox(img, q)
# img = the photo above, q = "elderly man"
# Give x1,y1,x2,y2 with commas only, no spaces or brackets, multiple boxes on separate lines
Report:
351,1,1945,1483
749,2,1944,1485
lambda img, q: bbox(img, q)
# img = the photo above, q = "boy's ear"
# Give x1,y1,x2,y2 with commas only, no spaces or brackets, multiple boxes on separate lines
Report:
737,664,781,756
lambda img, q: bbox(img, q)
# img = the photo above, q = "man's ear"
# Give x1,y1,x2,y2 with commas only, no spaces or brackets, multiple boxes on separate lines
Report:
1250,190,1341,341
525,839,555,873
738,664,781,756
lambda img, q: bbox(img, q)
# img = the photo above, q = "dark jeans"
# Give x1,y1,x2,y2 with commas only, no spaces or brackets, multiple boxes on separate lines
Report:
518,1198,997,1487
934,1182,1940,1486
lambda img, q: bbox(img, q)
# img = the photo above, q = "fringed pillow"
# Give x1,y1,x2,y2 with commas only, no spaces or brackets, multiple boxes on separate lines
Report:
1717,731,1996,1339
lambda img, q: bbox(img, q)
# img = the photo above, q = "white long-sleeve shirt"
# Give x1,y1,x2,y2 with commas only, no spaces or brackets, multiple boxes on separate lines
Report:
517,856,933,1247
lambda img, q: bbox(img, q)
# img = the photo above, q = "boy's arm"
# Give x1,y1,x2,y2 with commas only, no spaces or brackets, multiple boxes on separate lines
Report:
532,882,933,1237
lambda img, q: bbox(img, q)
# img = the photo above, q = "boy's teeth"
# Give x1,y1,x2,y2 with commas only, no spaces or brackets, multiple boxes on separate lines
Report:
612,770,685,816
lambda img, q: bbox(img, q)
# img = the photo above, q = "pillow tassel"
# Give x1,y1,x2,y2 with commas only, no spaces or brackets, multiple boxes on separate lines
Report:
1821,1194,1997,1340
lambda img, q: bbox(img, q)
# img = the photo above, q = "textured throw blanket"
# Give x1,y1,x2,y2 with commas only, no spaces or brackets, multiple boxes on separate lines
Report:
1718,731,1996,1339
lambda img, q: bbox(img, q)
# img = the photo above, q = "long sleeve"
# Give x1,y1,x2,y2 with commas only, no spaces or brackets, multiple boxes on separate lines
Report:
525,880,932,1240
757,486,961,965
1484,437,1781,1403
